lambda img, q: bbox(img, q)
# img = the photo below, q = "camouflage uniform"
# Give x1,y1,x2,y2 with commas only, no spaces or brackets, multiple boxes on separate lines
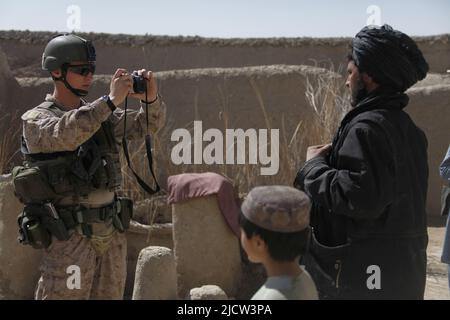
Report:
22,94,166,300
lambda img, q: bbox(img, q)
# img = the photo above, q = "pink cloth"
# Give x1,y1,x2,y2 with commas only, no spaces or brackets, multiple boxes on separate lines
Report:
167,172,240,238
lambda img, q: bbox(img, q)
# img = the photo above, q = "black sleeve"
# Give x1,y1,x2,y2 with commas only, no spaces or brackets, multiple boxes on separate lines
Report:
294,122,395,220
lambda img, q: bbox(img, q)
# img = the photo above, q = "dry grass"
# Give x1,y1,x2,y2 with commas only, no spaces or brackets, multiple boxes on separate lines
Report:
0,66,349,210
0,66,349,225
119,65,350,204
0,67,347,228
0,112,21,175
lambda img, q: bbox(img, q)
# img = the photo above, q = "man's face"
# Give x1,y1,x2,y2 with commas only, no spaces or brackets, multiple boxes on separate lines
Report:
346,60,367,107
52,60,95,92
65,61,95,91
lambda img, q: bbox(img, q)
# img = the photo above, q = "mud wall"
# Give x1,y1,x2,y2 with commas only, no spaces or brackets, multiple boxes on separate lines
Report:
0,31,449,77
407,84,450,218
6,65,448,216
0,175,42,299
0,49,20,113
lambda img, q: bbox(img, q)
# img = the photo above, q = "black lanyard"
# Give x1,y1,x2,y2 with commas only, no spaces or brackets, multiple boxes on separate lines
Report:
121,85,160,195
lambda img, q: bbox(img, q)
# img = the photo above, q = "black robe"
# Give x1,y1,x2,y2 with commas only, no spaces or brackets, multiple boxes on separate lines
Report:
295,90,428,299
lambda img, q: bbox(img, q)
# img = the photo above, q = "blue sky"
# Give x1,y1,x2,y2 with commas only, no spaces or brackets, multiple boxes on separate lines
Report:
1,0,449,38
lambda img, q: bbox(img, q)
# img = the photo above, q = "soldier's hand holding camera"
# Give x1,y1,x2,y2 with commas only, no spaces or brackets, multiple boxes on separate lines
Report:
128,69,158,103
109,68,133,106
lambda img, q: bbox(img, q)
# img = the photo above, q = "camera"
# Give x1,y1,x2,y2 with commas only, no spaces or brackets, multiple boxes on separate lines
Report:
132,72,147,94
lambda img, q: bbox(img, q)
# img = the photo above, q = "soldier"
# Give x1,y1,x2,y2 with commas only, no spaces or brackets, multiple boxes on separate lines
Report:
19,34,166,299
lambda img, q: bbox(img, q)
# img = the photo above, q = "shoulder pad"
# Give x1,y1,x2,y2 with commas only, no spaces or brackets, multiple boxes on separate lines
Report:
35,101,66,117
22,102,64,121
21,108,46,121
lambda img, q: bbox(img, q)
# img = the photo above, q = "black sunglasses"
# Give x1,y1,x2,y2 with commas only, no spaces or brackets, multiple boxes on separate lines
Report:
66,63,96,76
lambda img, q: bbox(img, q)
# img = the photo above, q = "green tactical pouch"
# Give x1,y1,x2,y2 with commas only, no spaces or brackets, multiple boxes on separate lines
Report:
47,162,74,195
41,206,71,241
18,206,51,249
113,197,133,233
12,166,57,204
17,203,71,249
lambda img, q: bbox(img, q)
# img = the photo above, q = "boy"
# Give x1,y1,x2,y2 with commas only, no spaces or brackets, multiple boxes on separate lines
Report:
240,185,318,300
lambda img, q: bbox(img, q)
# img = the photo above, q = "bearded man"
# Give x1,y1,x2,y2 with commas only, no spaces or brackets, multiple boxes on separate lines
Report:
294,24,429,300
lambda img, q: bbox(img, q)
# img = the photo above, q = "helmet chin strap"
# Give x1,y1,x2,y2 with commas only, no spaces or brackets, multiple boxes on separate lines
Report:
62,78,89,97
53,68,89,97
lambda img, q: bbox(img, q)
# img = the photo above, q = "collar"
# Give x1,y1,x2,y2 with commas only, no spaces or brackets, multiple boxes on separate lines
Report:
341,89,409,126
45,94,88,111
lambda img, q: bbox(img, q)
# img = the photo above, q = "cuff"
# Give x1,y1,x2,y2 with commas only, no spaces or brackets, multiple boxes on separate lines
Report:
92,98,114,122
140,94,160,106
294,156,328,191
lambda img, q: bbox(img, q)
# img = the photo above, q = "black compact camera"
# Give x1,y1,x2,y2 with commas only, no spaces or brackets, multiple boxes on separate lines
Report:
132,72,147,94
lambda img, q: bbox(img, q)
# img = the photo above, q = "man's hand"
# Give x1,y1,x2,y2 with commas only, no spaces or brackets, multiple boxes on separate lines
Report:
109,69,133,106
128,69,158,102
306,144,332,161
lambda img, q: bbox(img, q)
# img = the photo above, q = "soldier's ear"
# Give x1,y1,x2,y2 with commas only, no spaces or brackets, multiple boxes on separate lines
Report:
51,69,62,79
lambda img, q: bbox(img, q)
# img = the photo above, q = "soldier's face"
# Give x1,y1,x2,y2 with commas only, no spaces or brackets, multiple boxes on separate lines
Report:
65,61,94,91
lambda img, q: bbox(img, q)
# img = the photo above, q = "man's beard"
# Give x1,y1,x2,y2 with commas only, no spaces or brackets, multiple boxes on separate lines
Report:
350,77,369,107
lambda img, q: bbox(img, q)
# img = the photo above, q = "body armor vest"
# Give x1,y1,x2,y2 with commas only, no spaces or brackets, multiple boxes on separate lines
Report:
19,101,122,202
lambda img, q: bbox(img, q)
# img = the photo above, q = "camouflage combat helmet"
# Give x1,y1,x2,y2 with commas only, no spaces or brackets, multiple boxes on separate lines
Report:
42,34,96,97
42,34,96,71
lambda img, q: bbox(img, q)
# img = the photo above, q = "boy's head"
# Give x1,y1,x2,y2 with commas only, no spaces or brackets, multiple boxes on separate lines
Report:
240,186,311,264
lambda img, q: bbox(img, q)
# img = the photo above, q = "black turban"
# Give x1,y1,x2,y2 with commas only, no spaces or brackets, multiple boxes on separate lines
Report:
351,24,429,93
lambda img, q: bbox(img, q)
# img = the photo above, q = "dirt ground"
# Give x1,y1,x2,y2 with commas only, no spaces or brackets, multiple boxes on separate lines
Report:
425,227,450,300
